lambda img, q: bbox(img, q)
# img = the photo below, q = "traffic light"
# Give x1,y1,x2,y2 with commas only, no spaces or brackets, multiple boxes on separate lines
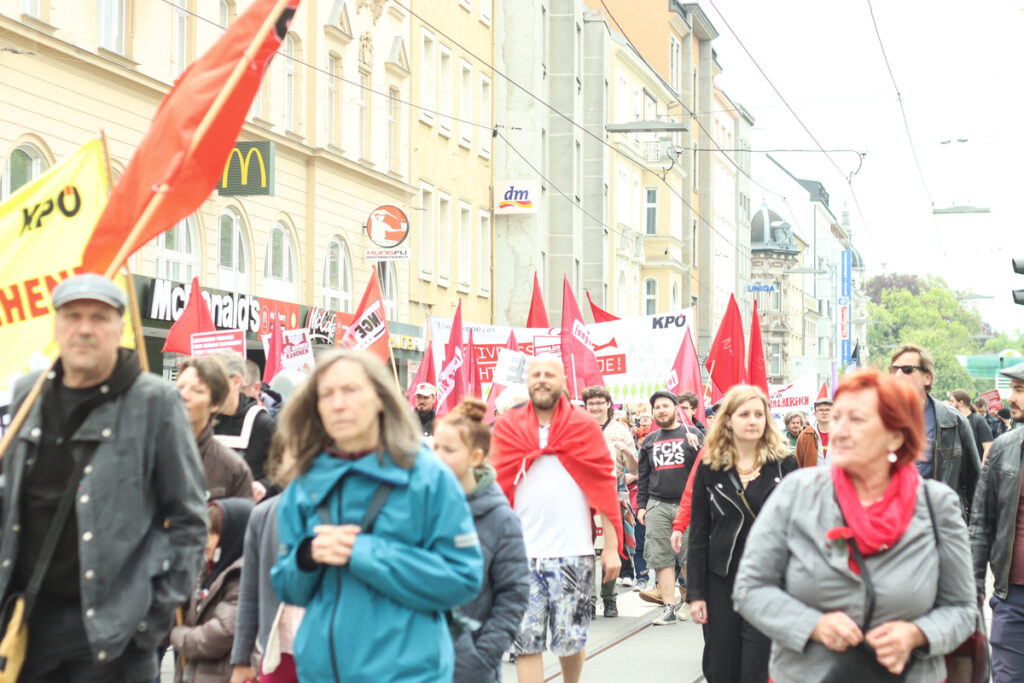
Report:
1015,259,1024,305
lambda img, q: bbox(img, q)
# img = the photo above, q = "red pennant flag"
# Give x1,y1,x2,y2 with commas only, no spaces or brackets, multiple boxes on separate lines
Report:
81,0,301,275
526,271,549,328
817,381,830,402
262,310,284,384
464,330,483,399
437,301,468,416
340,266,391,363
560,276,604,399
747,299,770,396
665,326,706,424
705,293,746,402
406,341,436,408
485,331,520,423
162,277,216,354
585,290,620,323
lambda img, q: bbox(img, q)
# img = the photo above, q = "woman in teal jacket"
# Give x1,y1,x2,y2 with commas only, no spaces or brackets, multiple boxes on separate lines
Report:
270,350,483,682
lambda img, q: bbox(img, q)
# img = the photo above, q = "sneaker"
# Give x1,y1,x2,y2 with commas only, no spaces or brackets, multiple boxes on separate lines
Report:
638,587,664,605
652,604,678,626
632,573,648,591
603,598,618,618
620,576,635,588
675,602,691,621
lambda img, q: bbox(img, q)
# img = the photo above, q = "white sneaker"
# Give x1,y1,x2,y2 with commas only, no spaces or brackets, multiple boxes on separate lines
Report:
632,574,648,591
620,576,635,587
676,602,691,621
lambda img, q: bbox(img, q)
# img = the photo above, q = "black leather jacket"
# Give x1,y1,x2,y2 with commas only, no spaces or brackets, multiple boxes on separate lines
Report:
970,428,1024,599
928,396,982,516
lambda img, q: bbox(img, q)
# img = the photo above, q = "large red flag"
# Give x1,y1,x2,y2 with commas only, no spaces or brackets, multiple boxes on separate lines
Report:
747,299,770,396
437,301,467,416
485,331,521,423
526,272,549,328
705,293,746,402
464,330,483,399
585,290,620,323
162,277,216,354
340,266,390,363
560,276,604,399
665,326,706,424
262,310,284,384
406,341,436,408
81,0,300,275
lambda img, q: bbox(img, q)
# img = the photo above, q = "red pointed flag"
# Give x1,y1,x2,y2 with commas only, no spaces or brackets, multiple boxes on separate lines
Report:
406,341,436,408
747,299,770,396
262,310,284,384
585,290,620,323
817,381,830,402
464,330,483,399
705,293,746,402
485,331,520,423
81,0,301,276
437,301,468,416
665,326,706,424
162,277,216,353
526,271,549,327
340,266,391,363
560,276,604,399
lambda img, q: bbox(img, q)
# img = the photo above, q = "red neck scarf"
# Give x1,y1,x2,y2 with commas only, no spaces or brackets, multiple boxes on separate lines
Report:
831,463,919,561
491,396,624,555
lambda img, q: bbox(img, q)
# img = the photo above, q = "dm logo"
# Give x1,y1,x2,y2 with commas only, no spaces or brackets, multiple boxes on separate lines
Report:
499,186,533,210
495,181,539,214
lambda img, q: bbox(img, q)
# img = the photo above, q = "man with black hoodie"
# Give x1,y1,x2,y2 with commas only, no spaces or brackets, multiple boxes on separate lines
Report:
212,352,277,502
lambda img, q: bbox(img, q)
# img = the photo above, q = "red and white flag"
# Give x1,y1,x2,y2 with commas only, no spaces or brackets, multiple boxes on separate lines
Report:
436,301,467,416
340,266,390,363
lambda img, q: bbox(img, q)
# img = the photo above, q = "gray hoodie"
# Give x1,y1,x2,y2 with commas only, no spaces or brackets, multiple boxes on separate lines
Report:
453,466,530,683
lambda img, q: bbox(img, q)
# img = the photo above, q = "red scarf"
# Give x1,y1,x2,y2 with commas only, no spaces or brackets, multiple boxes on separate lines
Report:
830,463,919,570
491,396,624,555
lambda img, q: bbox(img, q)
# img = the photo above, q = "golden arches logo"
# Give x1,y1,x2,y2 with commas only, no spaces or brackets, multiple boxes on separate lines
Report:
221,146,268,188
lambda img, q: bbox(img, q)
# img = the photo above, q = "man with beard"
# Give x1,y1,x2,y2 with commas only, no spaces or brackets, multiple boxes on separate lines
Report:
413,382,437,437
491,356,622,683
636,391,702,625
971,364,1024,681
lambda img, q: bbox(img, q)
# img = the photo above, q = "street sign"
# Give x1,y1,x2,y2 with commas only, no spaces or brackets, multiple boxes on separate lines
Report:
366,205,409,248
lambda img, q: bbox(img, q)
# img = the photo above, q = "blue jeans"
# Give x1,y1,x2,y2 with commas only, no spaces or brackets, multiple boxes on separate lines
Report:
633,520,648,578
992,585,1024,683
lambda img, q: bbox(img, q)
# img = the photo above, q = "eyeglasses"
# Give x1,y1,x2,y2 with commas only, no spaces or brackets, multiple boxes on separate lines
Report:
889,365,925,375
585,401,608,408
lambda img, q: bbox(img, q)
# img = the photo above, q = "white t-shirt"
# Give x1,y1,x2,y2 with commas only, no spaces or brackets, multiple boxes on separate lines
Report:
513,425,594,559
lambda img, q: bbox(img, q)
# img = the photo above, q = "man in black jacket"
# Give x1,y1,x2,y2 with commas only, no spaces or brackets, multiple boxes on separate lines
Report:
413,382,437,437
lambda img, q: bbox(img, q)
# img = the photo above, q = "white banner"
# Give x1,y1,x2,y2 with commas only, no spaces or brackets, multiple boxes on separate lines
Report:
768,372,818,426
261,327,316,375
429,308,695,403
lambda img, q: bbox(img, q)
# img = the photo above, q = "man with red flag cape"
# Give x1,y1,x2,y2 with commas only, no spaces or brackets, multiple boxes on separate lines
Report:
490,355,622,683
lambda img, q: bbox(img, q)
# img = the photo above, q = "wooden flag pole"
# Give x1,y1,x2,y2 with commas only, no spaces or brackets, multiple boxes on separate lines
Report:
388,343,401,391
121,265,149,372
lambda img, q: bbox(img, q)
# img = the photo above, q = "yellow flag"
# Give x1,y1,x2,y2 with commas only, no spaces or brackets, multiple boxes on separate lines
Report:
0,139,110,393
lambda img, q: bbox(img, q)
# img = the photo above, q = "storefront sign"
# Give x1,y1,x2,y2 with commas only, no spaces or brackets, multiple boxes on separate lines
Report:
191,329,246,358
218,141,275,196
365,248,411,262
148,278,260,334
305,307,338,345
366,205,409,248
258,298,301,337
494,180,539,215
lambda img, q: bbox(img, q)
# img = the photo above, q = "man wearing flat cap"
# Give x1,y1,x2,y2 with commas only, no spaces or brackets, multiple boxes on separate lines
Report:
971,362,1024,681
0,274,207,681
795,395,833,468
413,382,437,437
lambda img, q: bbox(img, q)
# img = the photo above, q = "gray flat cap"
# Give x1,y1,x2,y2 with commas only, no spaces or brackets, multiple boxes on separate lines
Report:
52,274,127,314
1000,362,1024,383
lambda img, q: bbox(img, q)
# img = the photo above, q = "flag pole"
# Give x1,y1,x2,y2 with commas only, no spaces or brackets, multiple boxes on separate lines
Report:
121,265,150,372
388,343,401,391
704,360,716,404
100,0,291,279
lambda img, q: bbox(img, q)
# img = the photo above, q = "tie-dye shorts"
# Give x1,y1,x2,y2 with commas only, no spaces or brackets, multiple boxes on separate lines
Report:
511,555,595,656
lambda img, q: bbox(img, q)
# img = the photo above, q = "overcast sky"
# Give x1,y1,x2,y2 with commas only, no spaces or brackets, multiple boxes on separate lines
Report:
706,0,1024,334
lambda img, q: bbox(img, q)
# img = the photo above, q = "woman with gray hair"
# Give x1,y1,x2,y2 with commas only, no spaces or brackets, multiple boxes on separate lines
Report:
269,350,483,682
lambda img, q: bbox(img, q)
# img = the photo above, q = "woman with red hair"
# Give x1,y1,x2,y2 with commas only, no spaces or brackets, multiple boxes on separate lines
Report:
733,368,977,683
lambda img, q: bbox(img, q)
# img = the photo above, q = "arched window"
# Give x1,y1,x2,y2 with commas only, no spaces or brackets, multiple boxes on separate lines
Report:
264,222,297,301
644,278,658,315
377,262,398,321
671,282,680,311
616,271,627,317
3,144,47,199
218,0,233,27
323,236,352,311
218,207,249,293
154,215,198,282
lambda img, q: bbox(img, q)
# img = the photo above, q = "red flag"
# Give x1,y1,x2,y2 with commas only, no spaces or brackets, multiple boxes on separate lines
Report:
262,310,283,384
747,299,770,396
340,266,390,363
437,301,467,416
162,277,216,354
464,330,483,399
560,276,604,399
406,341,436,408
585,290,620,323
705,293,746,402
526,271,549,327
817,381,830,402
485,331,521,423
665,326,706,424
81,0,301,275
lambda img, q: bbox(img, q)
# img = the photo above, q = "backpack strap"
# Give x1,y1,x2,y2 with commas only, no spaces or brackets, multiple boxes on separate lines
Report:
214,404,267,451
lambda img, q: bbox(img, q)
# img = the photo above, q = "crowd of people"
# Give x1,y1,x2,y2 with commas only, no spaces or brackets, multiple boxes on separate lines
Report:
5,273,1024,682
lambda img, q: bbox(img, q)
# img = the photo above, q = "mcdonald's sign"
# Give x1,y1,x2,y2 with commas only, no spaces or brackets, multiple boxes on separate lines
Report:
218,141,275,196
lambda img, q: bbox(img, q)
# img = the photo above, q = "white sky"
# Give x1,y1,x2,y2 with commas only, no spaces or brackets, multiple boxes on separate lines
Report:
706,0,1024,333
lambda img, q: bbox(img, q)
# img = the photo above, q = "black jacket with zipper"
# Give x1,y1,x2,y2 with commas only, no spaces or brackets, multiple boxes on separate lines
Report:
687,455,797,602
970,427,1024,600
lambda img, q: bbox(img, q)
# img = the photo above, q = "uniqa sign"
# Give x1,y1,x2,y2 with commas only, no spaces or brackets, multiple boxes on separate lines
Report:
494,180,539,215
747,284,777,292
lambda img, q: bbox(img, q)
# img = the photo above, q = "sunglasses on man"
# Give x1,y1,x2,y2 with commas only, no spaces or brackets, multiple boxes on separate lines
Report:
889,365,926,375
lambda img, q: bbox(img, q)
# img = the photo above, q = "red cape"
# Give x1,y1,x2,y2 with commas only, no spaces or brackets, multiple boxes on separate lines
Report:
491,396,624,555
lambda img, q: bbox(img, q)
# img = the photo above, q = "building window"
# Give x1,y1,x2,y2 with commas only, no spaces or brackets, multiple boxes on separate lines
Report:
617,271,627,315
326,55,341,147
478,210,490,295
769,343,782,376
479,75,491,158
438,46,452,136
217,208,249,293
692,219,698,266
459,60,472,148
264,222,297,301
386,87,400,171
458,203,472,288
251,79,264,120
671,282,680,310
420,31,435,123
575,140,582,202
419,184,434,279
377,262,398,321
22,0,41,17
644,187,657,235
173,0,191,78
480,0,491,25
358,70,370,159
218,0,232,27
460,0,471,11
99,0,125,54
323,236,351,311
541,5,548,75
575,23,582,82
154,216,198,283
284,35,297,131
669,36,680,92
645,278,658,315
3,144,47,199
438,192,450,285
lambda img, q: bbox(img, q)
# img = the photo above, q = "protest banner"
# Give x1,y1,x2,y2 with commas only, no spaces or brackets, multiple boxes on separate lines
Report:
979,389,1003,411
261,327,315,375
768,372,818,426
191,329,247,357
429,308,694,403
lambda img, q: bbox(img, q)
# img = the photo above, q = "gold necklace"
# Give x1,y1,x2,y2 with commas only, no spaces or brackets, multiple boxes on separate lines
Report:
735,461,759,475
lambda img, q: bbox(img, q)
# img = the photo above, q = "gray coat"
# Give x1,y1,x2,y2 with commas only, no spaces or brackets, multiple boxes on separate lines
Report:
230,496,281,668
970,427,1024,599
453,471,529,683
733,467,977,683
0,369,207,662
